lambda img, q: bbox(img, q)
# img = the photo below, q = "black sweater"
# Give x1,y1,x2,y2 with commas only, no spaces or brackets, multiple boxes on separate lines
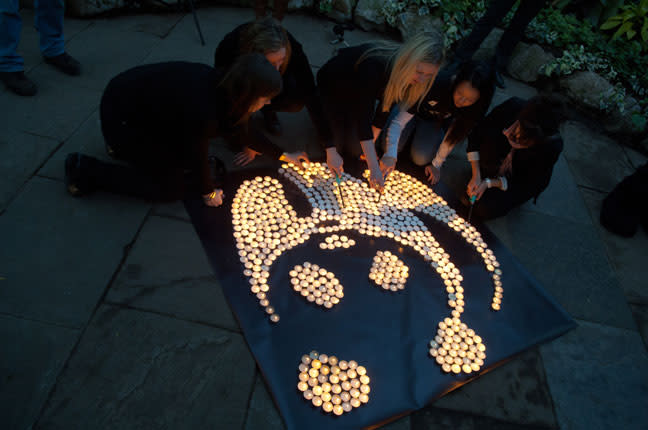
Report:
467,97,562,201
316,44,391,142
101,61,282,195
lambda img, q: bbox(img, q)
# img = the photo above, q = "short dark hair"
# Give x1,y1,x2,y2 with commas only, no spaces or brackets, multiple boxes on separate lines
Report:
517,96,561,146
218,53,282,125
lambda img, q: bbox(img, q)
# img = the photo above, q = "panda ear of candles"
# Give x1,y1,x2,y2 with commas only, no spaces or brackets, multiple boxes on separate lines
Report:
231,164,502,376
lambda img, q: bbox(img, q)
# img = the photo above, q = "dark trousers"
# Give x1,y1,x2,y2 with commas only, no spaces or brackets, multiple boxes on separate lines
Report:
454,0,547,69
87,93,192,202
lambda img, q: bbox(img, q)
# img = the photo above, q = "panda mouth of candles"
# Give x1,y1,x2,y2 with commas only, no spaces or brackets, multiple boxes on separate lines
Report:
231,162,503,374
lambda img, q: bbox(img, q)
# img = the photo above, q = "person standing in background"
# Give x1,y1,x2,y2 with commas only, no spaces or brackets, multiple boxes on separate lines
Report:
0,0,81,96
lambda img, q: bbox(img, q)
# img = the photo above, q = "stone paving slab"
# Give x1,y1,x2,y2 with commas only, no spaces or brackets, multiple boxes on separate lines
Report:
481,209,635,329
106,215,239,331
411,406,553,430
579,188,648,305
561,121,635,193
622,145,648,169
0,69,101,142
0,176,149,328
36,304,256,429
432,348,557,428
38,110,116,181
519,154,592,225
540,319,648,430
0,129,59,212
153,201,191,221
52,14,179,92
0,314,79,430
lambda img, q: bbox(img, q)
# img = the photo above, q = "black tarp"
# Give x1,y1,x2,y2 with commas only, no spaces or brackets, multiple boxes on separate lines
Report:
185,164,575,430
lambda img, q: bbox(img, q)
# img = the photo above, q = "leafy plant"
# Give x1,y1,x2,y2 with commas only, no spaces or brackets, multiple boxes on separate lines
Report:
600,0,648,49
318,0,334,14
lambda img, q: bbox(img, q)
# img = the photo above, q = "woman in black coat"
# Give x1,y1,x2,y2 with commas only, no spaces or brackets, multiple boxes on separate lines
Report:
465,96,563,219
214,17,323,145
316,31,445,190
64,54,306,207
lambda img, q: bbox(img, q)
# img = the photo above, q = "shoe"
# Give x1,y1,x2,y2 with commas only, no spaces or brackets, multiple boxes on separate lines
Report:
65,153,95,196
44,53,81,76
0,71,37,96
263,110,282,136
494,69,506,89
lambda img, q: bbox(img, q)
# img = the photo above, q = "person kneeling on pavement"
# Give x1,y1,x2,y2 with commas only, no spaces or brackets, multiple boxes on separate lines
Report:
462,96,563,220
64,54,308,207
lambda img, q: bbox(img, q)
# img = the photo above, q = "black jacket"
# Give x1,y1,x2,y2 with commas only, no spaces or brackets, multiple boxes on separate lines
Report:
100,61,282,195
316,44,391,143
467,97,562,202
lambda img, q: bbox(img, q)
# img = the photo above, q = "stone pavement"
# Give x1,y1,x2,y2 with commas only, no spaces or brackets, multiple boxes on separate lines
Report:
1,6,647,430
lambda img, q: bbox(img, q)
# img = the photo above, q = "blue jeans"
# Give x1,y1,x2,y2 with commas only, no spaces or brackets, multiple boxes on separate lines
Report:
379,109,445,166
0,0,65,72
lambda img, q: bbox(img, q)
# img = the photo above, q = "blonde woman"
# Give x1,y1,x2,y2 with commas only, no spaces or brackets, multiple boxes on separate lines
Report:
316,31,445,190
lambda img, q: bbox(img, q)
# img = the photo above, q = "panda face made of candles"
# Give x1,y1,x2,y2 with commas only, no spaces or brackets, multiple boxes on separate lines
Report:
231,163,503,381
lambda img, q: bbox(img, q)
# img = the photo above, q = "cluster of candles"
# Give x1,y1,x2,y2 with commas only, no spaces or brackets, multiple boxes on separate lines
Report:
231,163,502,374
290,262,344,309
319,234,356,250
297,350,370,415
428,317,486,374
369,250,409,291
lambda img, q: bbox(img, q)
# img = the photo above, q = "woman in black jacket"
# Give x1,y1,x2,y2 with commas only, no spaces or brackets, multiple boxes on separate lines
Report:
465,96,563,219
214,17,323,145
64,54,306,207
380,60,495,183
316,31,445,190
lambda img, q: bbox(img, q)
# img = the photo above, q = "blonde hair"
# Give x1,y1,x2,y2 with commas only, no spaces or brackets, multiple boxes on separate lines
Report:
358,31,445,112
239,17,292,75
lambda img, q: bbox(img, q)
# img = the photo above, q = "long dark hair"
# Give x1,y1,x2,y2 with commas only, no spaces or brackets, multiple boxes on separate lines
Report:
517,96,562,147
218,53,282,126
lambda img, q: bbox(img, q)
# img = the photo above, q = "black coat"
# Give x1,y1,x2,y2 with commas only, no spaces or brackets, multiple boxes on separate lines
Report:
467,97,562,203
100,61,282,195
316,44,391,144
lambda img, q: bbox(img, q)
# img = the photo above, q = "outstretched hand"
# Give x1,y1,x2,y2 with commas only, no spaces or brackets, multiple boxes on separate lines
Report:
424,164,441,185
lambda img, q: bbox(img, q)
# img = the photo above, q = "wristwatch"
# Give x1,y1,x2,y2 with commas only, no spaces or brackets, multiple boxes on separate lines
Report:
485,178,492,189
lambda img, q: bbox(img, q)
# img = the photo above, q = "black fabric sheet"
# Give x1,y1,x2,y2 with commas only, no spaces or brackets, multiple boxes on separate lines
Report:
185,164,575,430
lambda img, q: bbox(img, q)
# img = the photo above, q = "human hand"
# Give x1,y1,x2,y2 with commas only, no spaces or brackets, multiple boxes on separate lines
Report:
326,147,344,177
202,189,224,207
424,164,441,185
472,181,488,201
280,151,310,167
467,173,482,197
379,155,396,178
367,162,385,192
233,147,261,166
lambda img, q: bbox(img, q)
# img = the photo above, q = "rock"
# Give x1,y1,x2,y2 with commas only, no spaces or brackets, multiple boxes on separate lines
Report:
396,8,443,41
320,0,356,22
353,0,386,32
67,0,126,17
287,0,314,10
472,28,503,61
561,71,613,111
561,71,644,135
507,42,555,83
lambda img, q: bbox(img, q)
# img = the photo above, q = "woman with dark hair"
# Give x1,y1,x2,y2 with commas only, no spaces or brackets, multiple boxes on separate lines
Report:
317,31,446,191
64,54,306,207
380,60,495,183
464,96,564,219
214,17,323,149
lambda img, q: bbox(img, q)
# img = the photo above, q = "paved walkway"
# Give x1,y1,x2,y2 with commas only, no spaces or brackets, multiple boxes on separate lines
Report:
1,6,647,430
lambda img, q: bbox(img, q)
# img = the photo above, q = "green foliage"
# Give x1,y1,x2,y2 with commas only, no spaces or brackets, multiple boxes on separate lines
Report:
601,0,648,48
318,0,334,14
